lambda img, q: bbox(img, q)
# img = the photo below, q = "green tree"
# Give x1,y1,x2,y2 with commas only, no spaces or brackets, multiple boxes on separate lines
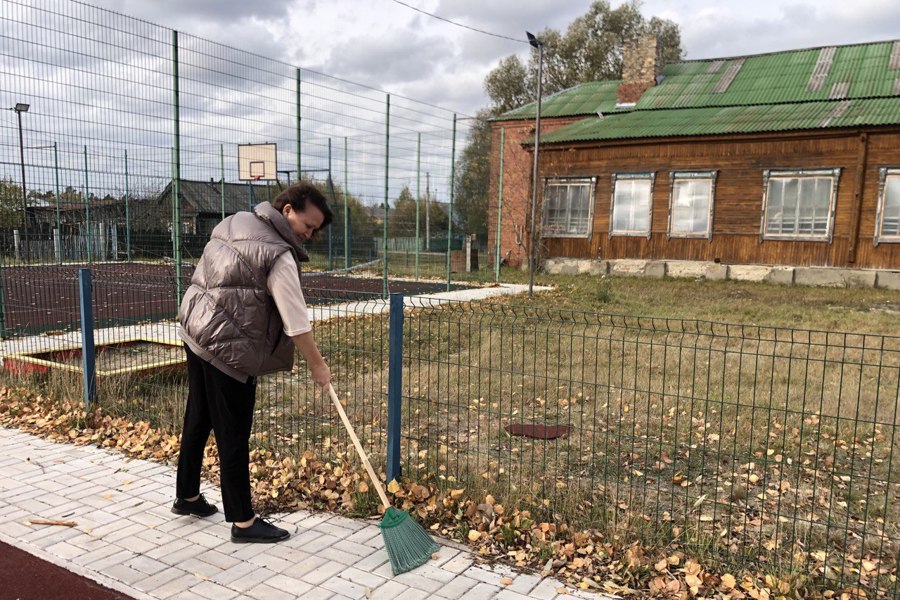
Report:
485,0,683,111
455,1,683,251
387,185,451,243
454,109,492,238
0,178,25,228
389,185,418,237
302,176,375,239
484,56,530,114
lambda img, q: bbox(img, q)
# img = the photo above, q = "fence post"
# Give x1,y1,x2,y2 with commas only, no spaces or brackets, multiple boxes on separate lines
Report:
383,94,390,298
415,132,421,281
446,113,457,291
125,149,131,262
344,136,349,269
220,144,225,221
296,68,302,177
83,146,92,262
172,30,183,303
495,128,505,283
54,142,61,263
327,137,334,270
386,292,404,483
78,268,96,409
0,258,6,338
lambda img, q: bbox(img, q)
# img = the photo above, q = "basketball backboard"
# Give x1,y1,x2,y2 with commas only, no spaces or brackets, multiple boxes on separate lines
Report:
238,143,277,181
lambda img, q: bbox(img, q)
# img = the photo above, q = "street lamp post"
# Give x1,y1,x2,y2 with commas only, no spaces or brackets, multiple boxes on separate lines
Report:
526,33,543,297
12,103,30,259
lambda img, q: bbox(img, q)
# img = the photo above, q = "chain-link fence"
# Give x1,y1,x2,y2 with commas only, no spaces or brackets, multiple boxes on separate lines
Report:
1,0,487,292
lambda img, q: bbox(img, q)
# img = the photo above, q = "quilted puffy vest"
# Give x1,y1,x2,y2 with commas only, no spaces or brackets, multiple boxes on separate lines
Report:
179,201,309,381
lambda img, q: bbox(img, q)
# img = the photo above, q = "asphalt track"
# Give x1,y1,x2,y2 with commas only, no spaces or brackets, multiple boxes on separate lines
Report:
0,262,473,335
0,540,134,600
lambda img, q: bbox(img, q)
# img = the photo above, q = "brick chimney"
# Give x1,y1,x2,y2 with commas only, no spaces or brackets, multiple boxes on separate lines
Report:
616,36,658,105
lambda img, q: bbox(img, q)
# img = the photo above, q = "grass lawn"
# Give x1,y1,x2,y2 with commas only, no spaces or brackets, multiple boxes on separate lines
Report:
449,266,900,336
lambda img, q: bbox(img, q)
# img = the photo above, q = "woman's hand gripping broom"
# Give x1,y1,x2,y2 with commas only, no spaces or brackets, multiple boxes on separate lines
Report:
326,384,439,575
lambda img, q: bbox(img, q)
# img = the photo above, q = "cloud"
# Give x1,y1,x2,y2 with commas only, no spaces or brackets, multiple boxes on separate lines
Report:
646,0,900,60
325,32,453,85
96,0,293,24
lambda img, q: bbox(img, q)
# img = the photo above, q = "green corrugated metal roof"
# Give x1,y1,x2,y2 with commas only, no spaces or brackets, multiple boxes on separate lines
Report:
642,41,898,109
494,81,624,121
538,97,900,143
497,39,900,137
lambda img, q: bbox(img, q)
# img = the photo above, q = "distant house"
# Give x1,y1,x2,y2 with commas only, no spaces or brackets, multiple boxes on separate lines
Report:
490,38,900,271
144,179,270,237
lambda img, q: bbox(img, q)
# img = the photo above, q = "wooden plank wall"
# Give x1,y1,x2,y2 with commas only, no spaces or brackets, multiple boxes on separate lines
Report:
533,128,900,269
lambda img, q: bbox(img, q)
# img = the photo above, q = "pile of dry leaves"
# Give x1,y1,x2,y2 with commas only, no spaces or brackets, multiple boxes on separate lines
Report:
0,385,885,599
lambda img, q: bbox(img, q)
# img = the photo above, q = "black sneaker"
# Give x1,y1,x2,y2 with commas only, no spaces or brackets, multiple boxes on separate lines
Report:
171,493,218,518
230,517,290,544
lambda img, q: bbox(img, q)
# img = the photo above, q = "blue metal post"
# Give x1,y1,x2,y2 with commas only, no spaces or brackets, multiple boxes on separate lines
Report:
386,292,404,483
78,269,96,409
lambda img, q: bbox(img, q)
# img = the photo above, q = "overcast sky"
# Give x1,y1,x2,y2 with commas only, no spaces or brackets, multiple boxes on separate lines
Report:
88,0,900,116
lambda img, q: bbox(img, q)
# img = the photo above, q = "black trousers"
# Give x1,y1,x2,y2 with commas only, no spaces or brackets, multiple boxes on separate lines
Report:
176,346,256,522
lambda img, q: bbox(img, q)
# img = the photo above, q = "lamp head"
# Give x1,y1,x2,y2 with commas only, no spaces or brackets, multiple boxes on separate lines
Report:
14,103,29,113
526,31,542,49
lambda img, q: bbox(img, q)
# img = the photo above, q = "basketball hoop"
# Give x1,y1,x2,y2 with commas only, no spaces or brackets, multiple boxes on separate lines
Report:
238,143,277,182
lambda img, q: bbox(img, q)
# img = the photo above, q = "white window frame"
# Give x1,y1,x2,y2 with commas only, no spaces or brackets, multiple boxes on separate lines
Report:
610,172,655,238
667,171,717,240
874,167,900,246
760,168,839,242
540,177,595,239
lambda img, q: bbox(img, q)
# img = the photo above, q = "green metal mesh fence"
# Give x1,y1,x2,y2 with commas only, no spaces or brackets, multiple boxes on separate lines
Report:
3,2,897,598
1,0,480,285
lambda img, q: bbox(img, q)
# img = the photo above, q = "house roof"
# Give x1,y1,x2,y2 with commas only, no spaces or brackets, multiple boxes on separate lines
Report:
175,179,266,214
494,81,625,121
499,39,900,143
540,97,900,142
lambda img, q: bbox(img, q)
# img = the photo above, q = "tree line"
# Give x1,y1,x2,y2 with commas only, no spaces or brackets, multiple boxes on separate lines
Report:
452,1,683,240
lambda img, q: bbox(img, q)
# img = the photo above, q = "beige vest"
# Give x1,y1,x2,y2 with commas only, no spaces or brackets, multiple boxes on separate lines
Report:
179,202,309,381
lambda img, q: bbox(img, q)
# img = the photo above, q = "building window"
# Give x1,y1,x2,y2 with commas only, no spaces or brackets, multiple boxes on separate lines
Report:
610,173,654,238
761,168,839,241
541,177,594,238
668,171,716,239
875,168,900,245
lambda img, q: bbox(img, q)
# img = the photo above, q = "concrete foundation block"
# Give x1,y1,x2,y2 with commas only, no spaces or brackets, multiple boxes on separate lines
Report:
645,261,666,278
727,265,773,282
843,270,878,288
875,271,900,291
666,261,707,279
794,267,874,288
764,267,795,286
543,258,609,276
705,264,729,281
609,259,649,276
577,260,609,276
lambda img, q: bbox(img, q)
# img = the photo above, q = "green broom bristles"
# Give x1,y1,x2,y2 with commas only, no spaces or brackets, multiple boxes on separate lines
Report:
380,506,440,575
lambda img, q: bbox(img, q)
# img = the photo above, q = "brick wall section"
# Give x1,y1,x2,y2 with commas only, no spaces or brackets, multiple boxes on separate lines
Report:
488,117,583,267
617,36,658,104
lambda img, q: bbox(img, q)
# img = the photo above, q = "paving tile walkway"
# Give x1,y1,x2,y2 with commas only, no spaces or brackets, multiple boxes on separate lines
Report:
0,427,610,600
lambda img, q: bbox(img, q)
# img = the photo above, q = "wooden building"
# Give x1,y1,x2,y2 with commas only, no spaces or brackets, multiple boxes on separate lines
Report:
490,38,900,271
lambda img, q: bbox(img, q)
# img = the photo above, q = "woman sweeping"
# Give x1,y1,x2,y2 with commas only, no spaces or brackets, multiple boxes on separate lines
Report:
171,183,333,543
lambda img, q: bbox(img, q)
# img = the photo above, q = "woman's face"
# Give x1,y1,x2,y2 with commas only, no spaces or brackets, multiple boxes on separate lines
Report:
283,203,325,243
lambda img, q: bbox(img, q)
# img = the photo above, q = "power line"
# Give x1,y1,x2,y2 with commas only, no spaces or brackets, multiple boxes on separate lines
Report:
391,0,528,44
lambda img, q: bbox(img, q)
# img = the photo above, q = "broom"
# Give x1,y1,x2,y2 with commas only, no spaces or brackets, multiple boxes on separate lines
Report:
326,384,439,575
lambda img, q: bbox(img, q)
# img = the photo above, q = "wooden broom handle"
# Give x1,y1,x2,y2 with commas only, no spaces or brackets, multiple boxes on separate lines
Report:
327,384,392,509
